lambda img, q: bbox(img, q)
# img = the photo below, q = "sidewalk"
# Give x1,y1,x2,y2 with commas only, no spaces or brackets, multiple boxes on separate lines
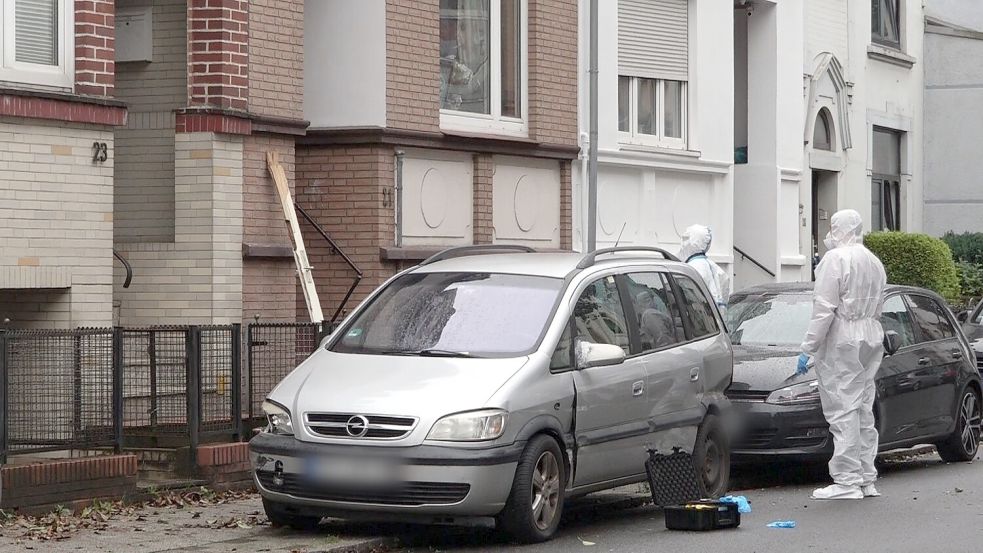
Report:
0,485,652,553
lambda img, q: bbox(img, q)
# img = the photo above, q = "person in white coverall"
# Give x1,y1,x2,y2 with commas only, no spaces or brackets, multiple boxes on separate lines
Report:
799,209,887,500
678,225,730,313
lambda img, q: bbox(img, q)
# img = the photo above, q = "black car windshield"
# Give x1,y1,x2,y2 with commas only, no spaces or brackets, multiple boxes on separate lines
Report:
331,272,564,357
726,293,813,346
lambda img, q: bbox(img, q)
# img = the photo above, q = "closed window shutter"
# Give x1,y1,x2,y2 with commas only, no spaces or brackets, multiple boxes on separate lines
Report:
618,0,688,81
15,0,60,66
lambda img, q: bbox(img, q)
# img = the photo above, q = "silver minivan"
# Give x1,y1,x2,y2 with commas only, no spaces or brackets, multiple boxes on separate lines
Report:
250,246,734,542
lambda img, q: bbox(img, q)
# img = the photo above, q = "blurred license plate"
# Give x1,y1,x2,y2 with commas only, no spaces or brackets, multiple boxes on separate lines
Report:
305,456,403,486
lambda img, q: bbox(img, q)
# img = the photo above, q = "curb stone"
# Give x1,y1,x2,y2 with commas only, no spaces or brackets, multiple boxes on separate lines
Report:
315,536,400,553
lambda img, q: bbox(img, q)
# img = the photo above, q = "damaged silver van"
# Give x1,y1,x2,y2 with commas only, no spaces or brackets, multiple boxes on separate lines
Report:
250,246,733,542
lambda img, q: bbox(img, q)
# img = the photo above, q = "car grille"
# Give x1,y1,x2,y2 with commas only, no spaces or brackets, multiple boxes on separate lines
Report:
725,389,771,402
734,428,779,449
304,413,418,440
976,353,982,372
256,472,470,506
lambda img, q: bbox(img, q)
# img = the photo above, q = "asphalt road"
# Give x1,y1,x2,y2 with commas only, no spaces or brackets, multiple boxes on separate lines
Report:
387,451,983,553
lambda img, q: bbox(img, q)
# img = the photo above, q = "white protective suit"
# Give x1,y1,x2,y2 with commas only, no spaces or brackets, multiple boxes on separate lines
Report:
800,209,887,491
679,225,731,311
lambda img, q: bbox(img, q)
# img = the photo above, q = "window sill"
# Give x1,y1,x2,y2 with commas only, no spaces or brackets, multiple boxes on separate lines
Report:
440,111,529,140
618,143,700,158
867,44,916,68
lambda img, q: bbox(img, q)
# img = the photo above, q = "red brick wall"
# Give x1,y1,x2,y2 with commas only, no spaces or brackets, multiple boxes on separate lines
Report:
386,0,441,132
248,0,304,120
242,134,296,322
473,154,494,244
528,0,579,147
560,161,573,250
0,455,138,512
75,0,116,97
187,0,249,111
296,145,398,321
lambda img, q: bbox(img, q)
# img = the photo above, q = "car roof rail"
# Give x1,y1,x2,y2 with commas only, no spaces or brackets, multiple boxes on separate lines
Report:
419,244,537,266
576,247,680,269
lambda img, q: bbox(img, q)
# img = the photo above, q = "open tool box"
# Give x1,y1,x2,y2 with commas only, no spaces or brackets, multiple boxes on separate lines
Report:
645,448,741,531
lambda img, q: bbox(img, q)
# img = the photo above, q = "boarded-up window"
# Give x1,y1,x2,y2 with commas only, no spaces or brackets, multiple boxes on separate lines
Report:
618,0,688,81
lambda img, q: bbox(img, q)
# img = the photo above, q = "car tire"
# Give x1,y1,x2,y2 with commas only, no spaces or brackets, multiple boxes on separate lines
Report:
693,414,730,498
263,498,322,531
497,435,566,543
935,386,982,463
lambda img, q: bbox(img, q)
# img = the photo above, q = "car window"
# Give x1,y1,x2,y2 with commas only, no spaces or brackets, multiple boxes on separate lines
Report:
880,295,916,349
672,275,719,339
550,323,573,371
331,272,563,357
907,294,957,343
974,304,983,325
725,292,812,346
625,272,684,351
573,276,631,355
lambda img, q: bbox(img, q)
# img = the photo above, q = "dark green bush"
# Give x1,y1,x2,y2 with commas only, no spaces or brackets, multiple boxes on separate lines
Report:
942,231,983,265
956,261,983,300
863,232,960,300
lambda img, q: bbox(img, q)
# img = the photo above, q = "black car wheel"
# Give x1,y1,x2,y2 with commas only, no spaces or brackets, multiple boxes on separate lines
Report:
693,414,730,497
498,435,566,543
263,498,322,531
935,387,982,463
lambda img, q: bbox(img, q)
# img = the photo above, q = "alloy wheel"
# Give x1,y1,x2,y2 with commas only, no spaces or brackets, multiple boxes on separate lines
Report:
531,451,561,531
959,391,982,455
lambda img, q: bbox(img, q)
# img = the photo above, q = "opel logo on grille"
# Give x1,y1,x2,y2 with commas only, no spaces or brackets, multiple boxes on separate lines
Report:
345,415,369,437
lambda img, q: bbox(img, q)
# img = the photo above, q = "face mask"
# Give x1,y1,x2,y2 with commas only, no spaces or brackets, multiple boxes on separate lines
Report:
824,233,836,251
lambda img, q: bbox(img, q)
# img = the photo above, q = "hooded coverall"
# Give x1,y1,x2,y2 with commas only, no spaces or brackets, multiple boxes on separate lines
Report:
801,209,887,488
678,224,731,312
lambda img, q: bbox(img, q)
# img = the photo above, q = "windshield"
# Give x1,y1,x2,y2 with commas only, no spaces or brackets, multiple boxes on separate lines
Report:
726,293,813,346
331,272,564,358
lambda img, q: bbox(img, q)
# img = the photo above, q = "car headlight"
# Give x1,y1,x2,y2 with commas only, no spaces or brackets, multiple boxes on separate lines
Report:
427,409,508,442
262,400,294,435
766,380,821,406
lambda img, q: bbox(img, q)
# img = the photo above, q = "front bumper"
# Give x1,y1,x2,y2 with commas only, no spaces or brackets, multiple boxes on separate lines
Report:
249,433,520,519
729,400,832,461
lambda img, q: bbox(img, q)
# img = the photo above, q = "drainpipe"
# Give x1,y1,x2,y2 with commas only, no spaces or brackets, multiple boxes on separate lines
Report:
586,0,599,253
394,150,405,247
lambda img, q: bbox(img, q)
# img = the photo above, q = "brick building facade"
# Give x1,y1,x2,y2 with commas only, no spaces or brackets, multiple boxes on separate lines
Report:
298,0,580,321
1,0,580,329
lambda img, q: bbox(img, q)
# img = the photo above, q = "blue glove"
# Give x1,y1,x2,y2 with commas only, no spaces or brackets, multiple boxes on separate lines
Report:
796,353,810,376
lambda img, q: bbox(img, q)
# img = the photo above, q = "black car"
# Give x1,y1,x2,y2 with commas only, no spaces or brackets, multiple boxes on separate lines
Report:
957,300,983,372
725,283,982,463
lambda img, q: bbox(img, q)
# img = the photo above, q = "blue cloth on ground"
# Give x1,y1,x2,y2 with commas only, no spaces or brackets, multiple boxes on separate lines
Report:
767,520,796,529
719,495,751,513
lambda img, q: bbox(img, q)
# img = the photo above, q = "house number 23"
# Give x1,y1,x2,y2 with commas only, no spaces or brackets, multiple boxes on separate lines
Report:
92,142,109,163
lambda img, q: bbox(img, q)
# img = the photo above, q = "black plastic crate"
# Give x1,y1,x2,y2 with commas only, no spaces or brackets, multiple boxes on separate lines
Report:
664,500,741,531
645,448,704,507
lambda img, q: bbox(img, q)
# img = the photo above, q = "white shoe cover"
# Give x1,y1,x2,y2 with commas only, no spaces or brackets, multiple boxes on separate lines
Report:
861,484,881,497
811,484,863,500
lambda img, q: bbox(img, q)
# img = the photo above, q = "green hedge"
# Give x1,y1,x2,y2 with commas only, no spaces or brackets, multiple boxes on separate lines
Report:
863,232,960,300
942,231,983,265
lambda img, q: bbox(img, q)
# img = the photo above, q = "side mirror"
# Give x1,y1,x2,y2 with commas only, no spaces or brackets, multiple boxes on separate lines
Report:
576,341,626,370
956,310,970,324
883,330,901,357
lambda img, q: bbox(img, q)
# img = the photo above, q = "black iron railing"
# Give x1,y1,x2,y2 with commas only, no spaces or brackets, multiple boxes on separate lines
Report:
0,321,324,464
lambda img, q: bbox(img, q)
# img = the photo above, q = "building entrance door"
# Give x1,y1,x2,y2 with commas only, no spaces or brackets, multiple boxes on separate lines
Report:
811,170,838,280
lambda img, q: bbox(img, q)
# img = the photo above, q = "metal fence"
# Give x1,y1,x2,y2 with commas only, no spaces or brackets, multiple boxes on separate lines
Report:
0,323,285,463
246,323,321,422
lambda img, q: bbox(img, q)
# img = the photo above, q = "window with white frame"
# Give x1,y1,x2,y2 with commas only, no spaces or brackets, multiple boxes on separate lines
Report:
0,0,73,89
618,0,688,149
618,76,686,147
439,0,527,136
872,0,901,48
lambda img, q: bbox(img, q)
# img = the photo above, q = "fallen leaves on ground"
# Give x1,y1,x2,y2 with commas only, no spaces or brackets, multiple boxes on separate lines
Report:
0,488,260,542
